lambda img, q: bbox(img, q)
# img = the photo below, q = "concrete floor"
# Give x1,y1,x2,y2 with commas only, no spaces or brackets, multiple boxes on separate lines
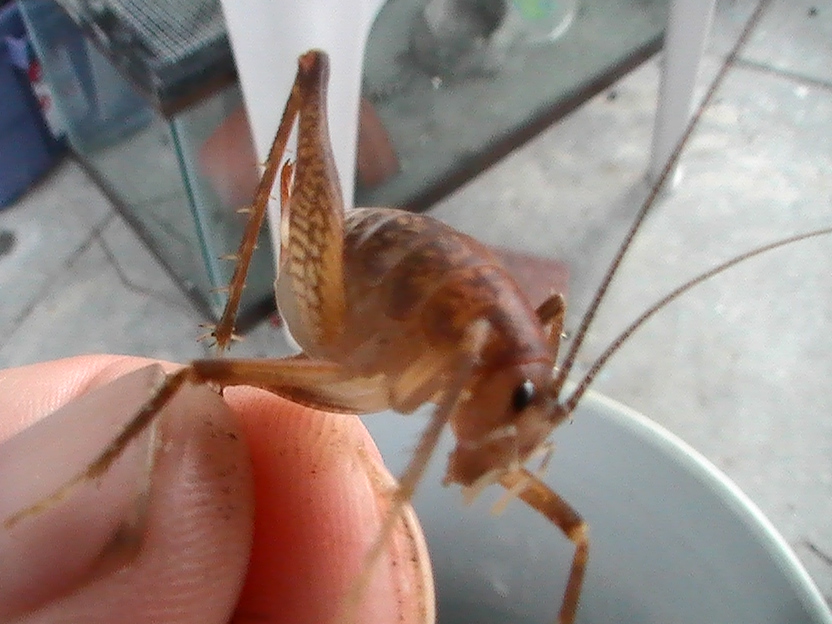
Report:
1,0,830,608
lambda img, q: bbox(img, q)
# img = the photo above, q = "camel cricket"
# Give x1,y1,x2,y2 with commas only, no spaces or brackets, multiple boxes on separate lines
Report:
6,4,831,622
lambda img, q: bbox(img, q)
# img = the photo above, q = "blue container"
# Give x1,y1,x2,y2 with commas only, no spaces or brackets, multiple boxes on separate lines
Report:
19,0,152,155
0,1,62,208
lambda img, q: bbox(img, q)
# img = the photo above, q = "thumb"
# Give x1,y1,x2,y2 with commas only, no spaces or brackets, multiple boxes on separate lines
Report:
0,359,254,624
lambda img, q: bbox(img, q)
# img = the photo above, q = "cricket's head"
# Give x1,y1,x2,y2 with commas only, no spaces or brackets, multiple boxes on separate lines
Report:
444,358,569,491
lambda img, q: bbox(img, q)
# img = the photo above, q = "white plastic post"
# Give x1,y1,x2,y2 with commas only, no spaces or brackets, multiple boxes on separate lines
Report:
218,0,385,261
649,0,717,185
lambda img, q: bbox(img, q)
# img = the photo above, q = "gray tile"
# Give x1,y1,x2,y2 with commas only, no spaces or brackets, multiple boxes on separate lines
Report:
709,0,763,58
0,215,211,367
0,161,113,338
741,0,832,85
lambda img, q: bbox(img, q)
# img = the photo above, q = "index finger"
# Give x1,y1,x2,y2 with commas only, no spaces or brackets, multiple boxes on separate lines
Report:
225,386,435,624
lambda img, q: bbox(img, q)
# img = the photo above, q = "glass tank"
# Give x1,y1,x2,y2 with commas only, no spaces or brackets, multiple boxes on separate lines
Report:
357,0,669,210
16,0,668,323
18,0,272,323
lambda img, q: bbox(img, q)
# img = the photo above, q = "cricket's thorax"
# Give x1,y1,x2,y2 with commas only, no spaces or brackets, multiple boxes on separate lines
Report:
341,208,549,358
334,208,560,484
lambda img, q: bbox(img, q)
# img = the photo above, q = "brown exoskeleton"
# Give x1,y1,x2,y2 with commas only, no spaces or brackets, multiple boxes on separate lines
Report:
5,3,832,622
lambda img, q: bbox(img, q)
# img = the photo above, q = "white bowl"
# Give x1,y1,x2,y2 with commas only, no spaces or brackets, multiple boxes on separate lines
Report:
365,392,832,624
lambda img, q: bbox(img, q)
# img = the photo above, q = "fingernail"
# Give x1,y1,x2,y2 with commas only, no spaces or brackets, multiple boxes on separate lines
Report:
0,364,167,619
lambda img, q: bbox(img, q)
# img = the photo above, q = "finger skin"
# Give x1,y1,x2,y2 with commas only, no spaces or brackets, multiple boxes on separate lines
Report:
0,356,433,624
227,386,434,624
1,355,253,624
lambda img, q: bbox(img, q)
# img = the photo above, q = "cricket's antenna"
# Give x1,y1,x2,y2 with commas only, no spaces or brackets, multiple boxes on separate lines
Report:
564,226,832,411
552,0,772,398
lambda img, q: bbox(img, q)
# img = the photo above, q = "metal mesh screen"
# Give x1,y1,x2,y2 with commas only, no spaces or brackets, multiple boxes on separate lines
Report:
54,0,233,112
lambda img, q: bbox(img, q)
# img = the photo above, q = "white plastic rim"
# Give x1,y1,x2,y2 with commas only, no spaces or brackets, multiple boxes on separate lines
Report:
365,391,832,624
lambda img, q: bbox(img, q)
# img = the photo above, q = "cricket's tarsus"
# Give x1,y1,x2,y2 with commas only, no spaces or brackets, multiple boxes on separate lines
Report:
6,2,829,621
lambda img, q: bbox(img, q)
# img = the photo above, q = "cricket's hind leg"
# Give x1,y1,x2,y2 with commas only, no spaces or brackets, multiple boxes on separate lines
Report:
2,365,177,530
0,361,252,621
2,356,341,529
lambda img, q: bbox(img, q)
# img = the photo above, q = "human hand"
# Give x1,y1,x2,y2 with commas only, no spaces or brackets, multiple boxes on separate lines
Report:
0,355,433,624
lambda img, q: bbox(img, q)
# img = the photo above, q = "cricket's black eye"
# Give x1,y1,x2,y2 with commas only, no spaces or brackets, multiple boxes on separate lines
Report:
511,379,536,412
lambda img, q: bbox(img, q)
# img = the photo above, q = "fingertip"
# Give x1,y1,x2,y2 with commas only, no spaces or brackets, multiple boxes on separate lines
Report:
2,366,254,624
226,388,433,624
